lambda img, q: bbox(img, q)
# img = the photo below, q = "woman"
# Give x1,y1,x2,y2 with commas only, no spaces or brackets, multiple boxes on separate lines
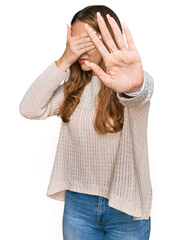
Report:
19,5,154,240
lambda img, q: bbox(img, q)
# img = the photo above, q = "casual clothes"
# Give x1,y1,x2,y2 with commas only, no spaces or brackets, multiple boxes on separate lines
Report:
19,60,154,220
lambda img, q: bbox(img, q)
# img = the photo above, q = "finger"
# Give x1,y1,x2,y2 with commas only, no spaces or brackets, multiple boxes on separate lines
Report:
67,24,71,41
84,60,113,88
106,15,128,51
74,33,101,46
72,32,90,40
96,12,118,53
74,37,94,46
122,22,137,51
78,45,96,54
73,38,95,50
77,41,95,50
85,23,110,61
72,32,99,43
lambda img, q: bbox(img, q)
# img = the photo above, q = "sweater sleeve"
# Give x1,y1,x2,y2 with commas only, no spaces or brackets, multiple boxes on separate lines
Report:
116,70,154,107
19,60,70,120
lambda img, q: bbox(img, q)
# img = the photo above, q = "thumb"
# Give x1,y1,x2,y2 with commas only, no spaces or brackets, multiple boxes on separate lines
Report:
66,24,71,42
84,61,111,87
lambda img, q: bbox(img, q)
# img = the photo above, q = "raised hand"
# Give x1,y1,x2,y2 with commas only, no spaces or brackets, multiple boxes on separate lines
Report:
63,24,96,65
84,12,144,94
56,24,96,72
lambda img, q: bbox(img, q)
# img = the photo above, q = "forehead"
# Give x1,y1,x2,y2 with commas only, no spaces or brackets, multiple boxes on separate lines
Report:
71,21,94,37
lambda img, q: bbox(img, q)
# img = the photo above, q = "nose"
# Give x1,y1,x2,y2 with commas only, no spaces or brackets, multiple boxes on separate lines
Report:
80,55,88,58
79,56,88,59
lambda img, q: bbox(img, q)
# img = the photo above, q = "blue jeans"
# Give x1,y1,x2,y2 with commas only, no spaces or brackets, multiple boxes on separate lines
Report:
62,190,151,240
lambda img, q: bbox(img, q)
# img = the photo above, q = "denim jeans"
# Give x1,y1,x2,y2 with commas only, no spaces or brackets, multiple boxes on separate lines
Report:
62,190,151,240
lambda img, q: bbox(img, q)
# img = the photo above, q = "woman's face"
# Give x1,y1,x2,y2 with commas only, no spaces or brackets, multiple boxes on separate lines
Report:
71,21,102,76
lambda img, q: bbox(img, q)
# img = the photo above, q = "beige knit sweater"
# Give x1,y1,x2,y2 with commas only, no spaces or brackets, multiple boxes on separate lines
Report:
19,60,154,220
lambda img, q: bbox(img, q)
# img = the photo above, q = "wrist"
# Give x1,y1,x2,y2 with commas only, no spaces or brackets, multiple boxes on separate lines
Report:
125,85,143,94
55,55,72,72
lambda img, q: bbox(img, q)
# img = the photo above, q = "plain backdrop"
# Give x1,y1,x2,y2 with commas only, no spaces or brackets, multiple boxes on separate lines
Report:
0,0,178,239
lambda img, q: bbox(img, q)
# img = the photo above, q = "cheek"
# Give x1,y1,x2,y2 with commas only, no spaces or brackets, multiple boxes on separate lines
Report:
89,48,101,61
92,47,100,54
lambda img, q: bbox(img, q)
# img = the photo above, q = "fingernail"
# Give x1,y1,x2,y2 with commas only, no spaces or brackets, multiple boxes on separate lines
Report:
85,23,93,32
106,14,111,18
85,60,90,66
99,36,102,39
85,23,89,29
97,12,101,18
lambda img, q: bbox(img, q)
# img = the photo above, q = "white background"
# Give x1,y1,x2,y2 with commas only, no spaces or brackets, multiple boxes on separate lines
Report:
0,0,178,239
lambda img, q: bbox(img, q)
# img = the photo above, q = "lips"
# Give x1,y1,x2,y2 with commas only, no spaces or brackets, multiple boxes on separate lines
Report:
78,59,88,64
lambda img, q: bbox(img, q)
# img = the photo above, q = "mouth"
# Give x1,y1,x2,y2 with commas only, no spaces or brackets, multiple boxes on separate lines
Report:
78,59,88,63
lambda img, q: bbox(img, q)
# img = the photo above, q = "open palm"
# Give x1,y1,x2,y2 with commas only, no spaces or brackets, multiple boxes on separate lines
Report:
85,12,144,94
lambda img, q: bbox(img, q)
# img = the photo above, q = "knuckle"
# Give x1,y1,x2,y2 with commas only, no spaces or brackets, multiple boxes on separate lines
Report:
103,36,109,42
87,42,93,46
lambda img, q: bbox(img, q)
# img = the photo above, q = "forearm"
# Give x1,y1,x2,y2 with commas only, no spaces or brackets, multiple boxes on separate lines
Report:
19,61,70,119
55,55,72,72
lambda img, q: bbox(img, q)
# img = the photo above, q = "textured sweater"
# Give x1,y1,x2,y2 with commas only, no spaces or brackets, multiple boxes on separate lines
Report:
19,60,154,220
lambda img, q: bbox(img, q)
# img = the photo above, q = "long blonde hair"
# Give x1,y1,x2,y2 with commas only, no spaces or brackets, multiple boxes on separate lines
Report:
55,5,125,135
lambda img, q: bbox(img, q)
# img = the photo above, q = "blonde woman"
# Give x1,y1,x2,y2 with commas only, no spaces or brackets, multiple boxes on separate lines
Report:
19,5,154,240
